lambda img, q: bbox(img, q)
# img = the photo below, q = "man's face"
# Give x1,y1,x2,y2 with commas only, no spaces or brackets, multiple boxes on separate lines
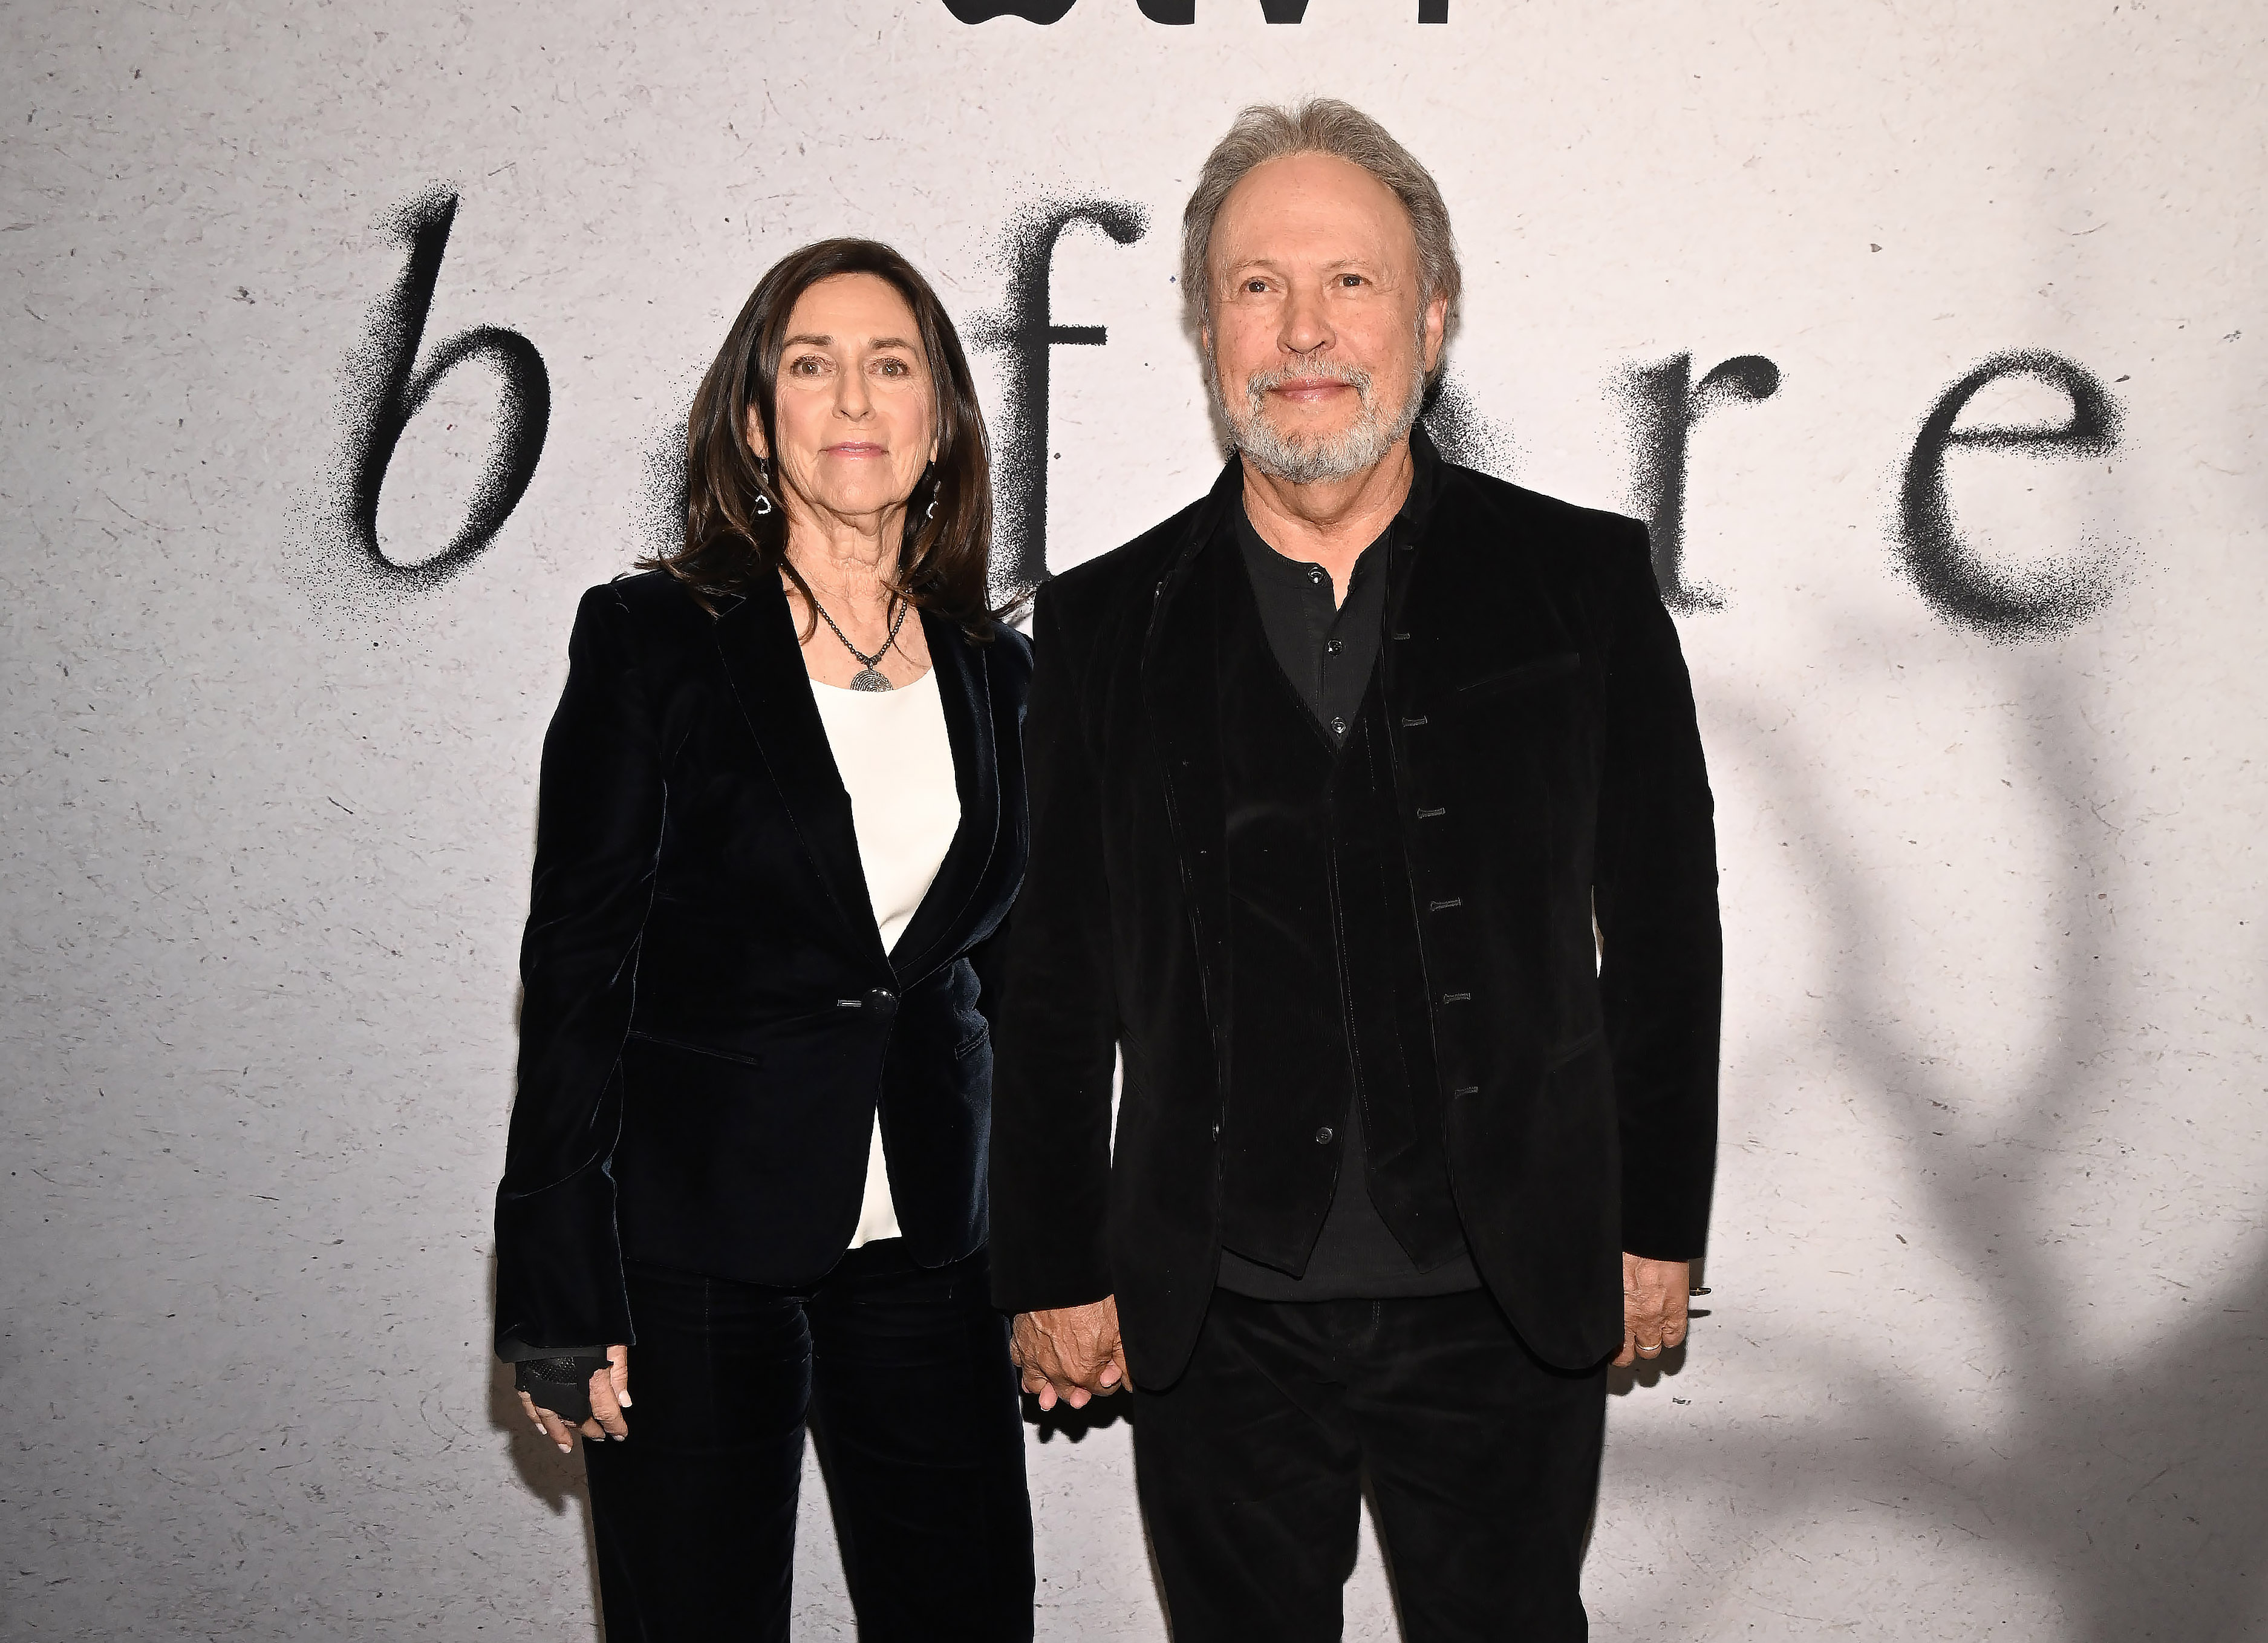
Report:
1204,151,1447,486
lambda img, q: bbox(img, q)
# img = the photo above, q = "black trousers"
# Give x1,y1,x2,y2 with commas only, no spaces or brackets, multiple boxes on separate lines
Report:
1132,1287,1608,1642
582,1241,1034,1642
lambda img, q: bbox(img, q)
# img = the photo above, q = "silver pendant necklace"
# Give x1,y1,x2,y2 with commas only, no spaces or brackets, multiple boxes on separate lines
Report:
806,589,909,692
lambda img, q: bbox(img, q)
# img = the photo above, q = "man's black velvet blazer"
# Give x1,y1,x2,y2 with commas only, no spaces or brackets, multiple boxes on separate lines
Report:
988,433,1721,1383
495,571,1031,1354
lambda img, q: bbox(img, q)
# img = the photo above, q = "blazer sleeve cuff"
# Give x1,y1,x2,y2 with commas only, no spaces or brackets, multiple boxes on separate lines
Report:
987,1265,1115,1318
1618,1201,1711,1264
494,1161,634,1352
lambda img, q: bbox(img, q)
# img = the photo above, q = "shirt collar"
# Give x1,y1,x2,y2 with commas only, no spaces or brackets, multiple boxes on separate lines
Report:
1233,497,1390,595
1230,422,1442,578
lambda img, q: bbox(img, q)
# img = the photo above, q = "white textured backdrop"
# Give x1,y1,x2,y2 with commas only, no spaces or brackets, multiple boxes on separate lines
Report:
3,2,2264,1638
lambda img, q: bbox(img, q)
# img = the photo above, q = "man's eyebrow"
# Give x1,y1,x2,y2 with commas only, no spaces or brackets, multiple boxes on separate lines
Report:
1220,255,1380,273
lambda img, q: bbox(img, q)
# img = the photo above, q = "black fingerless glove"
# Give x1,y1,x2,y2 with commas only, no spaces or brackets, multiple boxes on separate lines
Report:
516,1354,613,1424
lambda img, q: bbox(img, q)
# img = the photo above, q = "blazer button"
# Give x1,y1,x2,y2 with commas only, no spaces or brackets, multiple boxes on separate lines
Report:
1314,1125,1334,1145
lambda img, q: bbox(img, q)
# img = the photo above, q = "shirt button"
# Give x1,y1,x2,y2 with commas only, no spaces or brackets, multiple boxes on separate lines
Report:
1329,716,1347,734
1325,638,1343,655
1306,567,1325,586
1314,1126,1334,1145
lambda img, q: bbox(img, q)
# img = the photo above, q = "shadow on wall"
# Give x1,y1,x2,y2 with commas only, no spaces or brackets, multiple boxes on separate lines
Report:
513,387,2264,1641
1634,650,2268,1641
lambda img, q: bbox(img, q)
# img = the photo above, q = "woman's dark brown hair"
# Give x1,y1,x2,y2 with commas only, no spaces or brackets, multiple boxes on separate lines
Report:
642,238,1008,633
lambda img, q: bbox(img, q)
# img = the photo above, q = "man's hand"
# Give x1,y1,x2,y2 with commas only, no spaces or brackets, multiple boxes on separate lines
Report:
516,1344,631,1452
1614,1255,1692,1368
1011,1297,1128,1410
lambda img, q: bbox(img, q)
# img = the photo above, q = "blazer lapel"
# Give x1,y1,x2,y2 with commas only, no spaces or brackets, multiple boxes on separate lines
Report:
1142,458,1242,1017
888,612,1000,985
710,582,891,974
1384,429,1580,714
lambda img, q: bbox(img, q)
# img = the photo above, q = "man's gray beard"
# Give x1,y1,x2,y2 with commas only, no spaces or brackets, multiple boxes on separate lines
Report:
1212,352,1426,485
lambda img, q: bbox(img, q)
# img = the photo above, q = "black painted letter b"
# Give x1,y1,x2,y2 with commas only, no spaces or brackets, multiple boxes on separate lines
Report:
338,189,550,592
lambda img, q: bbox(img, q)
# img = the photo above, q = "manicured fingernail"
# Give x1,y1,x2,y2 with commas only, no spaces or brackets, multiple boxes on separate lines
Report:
556,1443,572,1453
618,1393,632,1406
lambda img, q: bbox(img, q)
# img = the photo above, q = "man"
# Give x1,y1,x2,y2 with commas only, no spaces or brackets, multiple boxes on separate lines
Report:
988,99,1720,1641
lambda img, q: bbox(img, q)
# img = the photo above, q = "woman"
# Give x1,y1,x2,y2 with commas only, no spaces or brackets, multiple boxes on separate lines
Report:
494,239,1034,1641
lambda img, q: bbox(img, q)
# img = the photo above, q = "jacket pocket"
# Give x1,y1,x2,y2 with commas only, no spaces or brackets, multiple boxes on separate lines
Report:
1543,1027,1605,1071
1445,650,1580,705
953,1024,992,1060
624,1029,767,1070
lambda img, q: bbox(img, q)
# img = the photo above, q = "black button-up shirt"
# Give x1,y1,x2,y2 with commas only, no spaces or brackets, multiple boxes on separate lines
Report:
1231,504,1390,743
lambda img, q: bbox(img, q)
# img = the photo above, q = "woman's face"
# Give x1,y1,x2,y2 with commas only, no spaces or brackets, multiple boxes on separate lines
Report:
752,272,939,533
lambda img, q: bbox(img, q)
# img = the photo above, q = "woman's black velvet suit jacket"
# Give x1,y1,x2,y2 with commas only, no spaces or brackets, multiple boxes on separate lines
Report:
494,571,1031,1354
988,432,1720,1385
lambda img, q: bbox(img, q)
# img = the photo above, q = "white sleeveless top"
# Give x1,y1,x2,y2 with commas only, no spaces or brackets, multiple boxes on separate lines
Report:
807,667,962,1249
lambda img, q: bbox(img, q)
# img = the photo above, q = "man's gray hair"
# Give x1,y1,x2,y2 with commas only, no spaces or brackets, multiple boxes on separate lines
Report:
1181,99,1462,363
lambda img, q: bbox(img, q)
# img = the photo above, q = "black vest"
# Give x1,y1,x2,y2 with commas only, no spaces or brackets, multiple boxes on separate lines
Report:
1212,541,1466,1276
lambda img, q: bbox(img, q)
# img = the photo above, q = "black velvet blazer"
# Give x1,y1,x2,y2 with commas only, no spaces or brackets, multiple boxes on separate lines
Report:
495,570,1031,1354
988,431,1720,1382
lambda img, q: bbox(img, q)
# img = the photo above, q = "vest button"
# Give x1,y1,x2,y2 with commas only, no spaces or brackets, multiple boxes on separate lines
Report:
1314,1125,1334,1145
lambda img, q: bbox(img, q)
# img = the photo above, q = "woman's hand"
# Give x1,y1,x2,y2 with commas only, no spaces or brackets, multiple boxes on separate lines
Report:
516,1344,631,1452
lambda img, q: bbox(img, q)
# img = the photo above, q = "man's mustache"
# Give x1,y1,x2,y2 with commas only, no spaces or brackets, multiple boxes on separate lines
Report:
1241,356,1375,410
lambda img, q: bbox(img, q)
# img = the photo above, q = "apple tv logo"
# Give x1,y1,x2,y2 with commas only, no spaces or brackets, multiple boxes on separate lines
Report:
941,0,1077,18
942,0,1447,22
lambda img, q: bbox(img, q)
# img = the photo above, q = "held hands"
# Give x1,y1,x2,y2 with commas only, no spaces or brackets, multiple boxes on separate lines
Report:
1011,1296,1129,1410
1614,1254,1692,1368
516,1344,631,1452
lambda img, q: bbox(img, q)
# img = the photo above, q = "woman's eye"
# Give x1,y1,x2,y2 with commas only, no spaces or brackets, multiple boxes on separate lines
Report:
876,358,909,377
789,356,824,376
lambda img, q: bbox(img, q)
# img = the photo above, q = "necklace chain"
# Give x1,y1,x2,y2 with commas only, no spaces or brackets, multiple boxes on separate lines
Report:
806,587,908,673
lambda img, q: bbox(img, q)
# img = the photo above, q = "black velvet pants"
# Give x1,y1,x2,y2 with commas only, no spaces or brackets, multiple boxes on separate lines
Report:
582,1241,1034,1642
1132,1287,1608,1642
